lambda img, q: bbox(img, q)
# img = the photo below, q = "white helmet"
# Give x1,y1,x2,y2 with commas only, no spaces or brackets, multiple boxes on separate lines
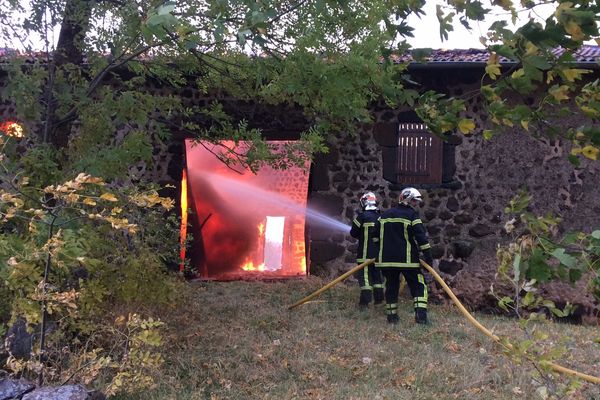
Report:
399,187,423,207
360,192,378,210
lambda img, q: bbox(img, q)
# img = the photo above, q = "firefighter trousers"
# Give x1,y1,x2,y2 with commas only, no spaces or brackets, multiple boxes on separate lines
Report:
380,268,428,316
354,264,385,304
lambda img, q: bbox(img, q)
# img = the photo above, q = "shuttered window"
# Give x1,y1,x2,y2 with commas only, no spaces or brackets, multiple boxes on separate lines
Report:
395,123,442,184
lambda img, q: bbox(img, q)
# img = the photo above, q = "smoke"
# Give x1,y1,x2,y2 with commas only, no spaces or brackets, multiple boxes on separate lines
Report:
188,173,260,275
184,139,349,279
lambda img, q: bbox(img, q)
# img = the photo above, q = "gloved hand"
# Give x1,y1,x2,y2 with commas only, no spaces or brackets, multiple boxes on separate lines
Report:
422,248,433,265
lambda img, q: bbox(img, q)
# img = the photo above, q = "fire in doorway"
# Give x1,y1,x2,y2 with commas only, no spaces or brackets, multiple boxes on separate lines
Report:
181,140,310,280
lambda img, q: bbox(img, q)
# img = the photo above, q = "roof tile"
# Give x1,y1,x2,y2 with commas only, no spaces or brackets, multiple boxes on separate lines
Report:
397,45,600,64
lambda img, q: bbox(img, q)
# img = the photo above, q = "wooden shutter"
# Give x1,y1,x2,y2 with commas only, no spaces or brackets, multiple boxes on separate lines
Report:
375,123,401,183
396,123,442,184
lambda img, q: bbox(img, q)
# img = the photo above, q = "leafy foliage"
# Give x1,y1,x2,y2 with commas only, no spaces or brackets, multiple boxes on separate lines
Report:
0,133,179,392
0,0,600,396
479,9,600,158
497,190,598,294
493,190,600,396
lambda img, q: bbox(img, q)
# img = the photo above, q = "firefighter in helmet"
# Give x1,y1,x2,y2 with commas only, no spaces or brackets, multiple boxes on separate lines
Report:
350,191,385,310
374,187,433,324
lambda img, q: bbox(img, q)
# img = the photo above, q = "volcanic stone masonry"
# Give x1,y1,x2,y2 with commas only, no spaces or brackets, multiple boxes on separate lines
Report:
306,68,600,320
1,65,599,319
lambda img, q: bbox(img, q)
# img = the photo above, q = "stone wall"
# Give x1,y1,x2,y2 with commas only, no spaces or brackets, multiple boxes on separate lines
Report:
1,66,598,316
307,68,600,317
109,80,311,186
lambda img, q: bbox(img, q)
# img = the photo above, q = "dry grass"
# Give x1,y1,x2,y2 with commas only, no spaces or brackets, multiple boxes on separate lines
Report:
116,277,600,400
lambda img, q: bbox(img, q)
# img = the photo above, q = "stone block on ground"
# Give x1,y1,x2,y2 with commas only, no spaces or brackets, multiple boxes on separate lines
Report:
0,378,35,400
22,385,92,400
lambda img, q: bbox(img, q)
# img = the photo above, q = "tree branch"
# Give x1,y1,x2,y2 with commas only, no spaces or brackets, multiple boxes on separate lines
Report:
37,212,58,387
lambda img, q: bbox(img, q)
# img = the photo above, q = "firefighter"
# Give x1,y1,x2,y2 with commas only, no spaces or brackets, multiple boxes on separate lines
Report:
374,187,433,324
350,191,385,310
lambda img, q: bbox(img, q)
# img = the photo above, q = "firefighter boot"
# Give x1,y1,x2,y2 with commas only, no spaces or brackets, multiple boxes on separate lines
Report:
387,314,399,324
373,288,385,305
415,308,428,324
358,290,372,311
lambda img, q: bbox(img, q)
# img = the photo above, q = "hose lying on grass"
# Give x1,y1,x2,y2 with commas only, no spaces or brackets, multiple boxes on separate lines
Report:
287,258,600,384
288,259,376,310
288,258,405,310
418,259,600,385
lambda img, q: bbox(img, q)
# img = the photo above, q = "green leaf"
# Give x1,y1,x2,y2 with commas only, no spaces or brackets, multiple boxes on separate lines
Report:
561,232,580,245
567,154,581,166
492,43,515,59
551,248,577,268
592,230,600,240
237,29,252,46
250,11,266,26
253,35,267,47
542,299,556,309
157,2,176,15
464,1,488,21
436,5,455,41
184,39,198,50
482,129,495,140
498,296,514,311
524,55,551,71
527,248,552,282
521,291,536,307
550,307,566,317
213,22,225,42
146,14,169,28
569,268,582,283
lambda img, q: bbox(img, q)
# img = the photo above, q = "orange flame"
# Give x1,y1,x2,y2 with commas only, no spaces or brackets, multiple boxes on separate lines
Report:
239,222,268,272
184,139,310,278
294,240,307,275
0,121,24,138
241,260,266,272
179,169,188,272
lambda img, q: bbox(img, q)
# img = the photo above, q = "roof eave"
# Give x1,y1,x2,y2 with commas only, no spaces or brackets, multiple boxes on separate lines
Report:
406,61,600,70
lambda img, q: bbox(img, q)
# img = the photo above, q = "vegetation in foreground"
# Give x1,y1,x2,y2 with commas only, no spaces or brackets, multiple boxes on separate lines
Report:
118,278,600,400
1,0,599,396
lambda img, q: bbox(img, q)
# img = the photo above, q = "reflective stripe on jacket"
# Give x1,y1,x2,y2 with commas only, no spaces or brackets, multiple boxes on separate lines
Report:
375,204,431,268
350,209,380,262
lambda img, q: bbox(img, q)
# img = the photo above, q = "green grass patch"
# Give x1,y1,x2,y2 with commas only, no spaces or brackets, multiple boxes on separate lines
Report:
117,278,600,400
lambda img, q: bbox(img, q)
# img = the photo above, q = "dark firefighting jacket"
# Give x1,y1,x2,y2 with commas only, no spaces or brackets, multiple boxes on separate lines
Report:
374,204,432,268
350,209,380,263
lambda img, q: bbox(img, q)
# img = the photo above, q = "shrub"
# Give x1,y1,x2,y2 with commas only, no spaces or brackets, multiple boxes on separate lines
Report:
0,142,180,393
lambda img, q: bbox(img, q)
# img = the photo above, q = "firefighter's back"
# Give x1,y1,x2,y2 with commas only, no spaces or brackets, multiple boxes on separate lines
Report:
377,204,419,267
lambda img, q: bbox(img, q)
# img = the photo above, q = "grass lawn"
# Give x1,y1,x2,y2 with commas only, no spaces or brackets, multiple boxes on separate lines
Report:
118,277,600,400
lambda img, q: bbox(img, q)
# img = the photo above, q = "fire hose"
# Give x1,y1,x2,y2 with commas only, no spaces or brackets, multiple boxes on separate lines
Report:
288,259,600,384
288,259,376,310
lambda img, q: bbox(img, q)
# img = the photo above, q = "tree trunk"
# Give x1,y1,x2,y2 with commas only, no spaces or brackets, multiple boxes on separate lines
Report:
44,0,94,147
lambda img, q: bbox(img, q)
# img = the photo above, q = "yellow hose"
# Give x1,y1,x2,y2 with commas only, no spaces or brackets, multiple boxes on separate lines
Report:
420,260,600,385
288,259,375,310
287,257,599,384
